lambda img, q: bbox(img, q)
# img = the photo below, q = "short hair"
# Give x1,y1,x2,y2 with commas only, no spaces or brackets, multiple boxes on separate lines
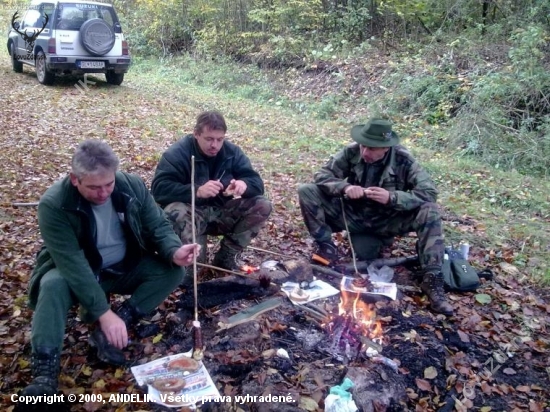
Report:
71,140,119,179
194,110,227,135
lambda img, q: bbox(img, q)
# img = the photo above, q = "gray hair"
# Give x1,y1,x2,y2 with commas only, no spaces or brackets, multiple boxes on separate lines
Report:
71,140,119,179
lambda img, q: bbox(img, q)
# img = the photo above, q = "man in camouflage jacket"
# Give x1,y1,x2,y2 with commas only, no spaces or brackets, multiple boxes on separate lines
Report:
298,118,452,315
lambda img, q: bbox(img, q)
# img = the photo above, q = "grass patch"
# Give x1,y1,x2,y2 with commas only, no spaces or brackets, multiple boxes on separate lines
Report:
125,56,550,283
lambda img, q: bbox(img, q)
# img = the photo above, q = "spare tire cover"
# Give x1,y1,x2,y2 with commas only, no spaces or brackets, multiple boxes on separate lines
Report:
80,18,116,56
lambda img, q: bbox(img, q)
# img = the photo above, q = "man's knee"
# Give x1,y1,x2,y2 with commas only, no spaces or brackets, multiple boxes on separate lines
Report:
39,269,70,295
297,183,318,199
417,202,441,223
249,196,272,217
164,202,190,224
161,266,185,289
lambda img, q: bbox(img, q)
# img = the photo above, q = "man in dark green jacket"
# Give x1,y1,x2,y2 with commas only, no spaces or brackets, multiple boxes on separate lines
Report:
151,111,272,270
22,140,199,401
298,118,452,315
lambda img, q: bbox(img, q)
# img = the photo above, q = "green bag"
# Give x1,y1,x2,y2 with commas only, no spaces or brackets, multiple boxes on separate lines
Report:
442,247,480,292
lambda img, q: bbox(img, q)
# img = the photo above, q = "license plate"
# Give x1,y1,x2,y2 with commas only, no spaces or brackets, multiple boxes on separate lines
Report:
80,61,105,69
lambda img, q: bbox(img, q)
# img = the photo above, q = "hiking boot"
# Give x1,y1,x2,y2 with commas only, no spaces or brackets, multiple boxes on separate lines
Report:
420,272,454,315
89,328,127,366
115,300,158,339
20,347,60,397
312,241,338,265
212,245,241,271
115,300,139,328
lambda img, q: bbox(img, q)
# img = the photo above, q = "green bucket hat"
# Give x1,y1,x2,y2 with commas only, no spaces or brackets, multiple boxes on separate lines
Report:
350,118,399,147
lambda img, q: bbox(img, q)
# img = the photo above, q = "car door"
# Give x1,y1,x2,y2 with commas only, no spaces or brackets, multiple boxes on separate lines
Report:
15,5,52,63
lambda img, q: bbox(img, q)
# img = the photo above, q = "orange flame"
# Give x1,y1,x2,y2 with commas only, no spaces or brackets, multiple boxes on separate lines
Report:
240,264,260,274
338,289,382,339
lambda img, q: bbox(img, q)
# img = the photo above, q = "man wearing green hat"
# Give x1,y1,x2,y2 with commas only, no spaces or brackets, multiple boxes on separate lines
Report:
298,118,453,315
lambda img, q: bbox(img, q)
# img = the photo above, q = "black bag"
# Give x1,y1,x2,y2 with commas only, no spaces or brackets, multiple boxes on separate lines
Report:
442,247,481,292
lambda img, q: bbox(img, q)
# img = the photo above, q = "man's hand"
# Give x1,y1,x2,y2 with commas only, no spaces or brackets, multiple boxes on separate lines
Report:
98,309,128,349
197,180,224,198
223,179,247,197
173,243,201,266
344,185,367,199
365,186,391,204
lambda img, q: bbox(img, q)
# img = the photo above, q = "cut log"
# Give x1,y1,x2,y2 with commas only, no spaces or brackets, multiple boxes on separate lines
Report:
177,275,279,310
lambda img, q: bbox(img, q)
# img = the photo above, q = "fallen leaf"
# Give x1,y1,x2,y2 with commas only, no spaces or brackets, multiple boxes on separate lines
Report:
406,388,418,399
424,366,438,379
415,378,432,391
298,396,318,411
499,262,519,276
152,333,163,344
475,293,492,304
81,365,93,376
529,400,545,412
502,368,517,375
457,330,470,343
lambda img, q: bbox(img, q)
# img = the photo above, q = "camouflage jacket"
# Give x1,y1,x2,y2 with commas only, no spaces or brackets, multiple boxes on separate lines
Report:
314,143,438,212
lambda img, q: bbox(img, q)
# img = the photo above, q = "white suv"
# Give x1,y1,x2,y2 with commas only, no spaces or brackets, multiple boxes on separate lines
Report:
7,0,131,85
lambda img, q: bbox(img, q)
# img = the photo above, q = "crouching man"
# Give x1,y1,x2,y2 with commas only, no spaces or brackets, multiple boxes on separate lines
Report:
21,140,199,400
151,110,272,271
298,118,453,315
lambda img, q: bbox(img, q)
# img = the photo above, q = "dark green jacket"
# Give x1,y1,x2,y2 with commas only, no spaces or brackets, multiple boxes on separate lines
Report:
29,172,182,321
151,134,265,208
314,143,438,212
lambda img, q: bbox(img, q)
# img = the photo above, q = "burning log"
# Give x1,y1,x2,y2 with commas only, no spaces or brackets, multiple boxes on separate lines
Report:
320,289,383,363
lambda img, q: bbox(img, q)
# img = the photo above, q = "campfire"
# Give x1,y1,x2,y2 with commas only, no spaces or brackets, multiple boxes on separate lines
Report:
322,289,383,363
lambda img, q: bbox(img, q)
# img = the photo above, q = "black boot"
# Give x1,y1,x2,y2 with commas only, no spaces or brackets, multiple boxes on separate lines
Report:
212,245,241,271
116,301,159,339
312,241,338,264
20,347,60,397
420,272,454,315
115,300,139,328
88,328,127,366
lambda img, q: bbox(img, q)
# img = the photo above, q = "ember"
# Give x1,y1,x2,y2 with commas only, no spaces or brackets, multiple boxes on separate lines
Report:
322,289,383,362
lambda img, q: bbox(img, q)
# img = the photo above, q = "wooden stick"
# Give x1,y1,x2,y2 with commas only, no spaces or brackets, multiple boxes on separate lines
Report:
340,197,360,275
247,245,289,258
12,202,39,207
196,262,255,279
191,155,198,323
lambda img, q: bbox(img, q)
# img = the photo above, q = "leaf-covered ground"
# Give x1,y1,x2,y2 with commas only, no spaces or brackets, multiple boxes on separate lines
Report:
0,57,549,412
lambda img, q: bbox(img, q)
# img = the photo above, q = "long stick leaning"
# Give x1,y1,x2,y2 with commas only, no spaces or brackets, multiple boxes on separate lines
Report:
340,196,360,276
191,156,204,360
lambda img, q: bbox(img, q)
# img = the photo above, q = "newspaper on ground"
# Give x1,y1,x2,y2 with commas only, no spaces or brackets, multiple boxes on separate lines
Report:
340,276,398,300
131,351,220,408
282,279,340,305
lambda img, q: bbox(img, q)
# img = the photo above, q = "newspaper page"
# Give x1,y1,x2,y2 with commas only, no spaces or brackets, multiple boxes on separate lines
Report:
281,279,340,305
340,276,397,300
131,351,220,408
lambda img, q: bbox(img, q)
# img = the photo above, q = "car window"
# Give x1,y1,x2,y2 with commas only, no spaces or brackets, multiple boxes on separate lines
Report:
55,3,117,31
21,3,54,28
21,10,41,28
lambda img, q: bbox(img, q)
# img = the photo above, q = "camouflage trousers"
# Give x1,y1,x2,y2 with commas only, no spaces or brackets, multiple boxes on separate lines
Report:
164,196,272,259
298,183,444,271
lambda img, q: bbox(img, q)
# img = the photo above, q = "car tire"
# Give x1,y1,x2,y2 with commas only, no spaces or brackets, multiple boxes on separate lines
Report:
105,72,124,86
10,42,23,73
36,51,54,85
80,18,116,56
